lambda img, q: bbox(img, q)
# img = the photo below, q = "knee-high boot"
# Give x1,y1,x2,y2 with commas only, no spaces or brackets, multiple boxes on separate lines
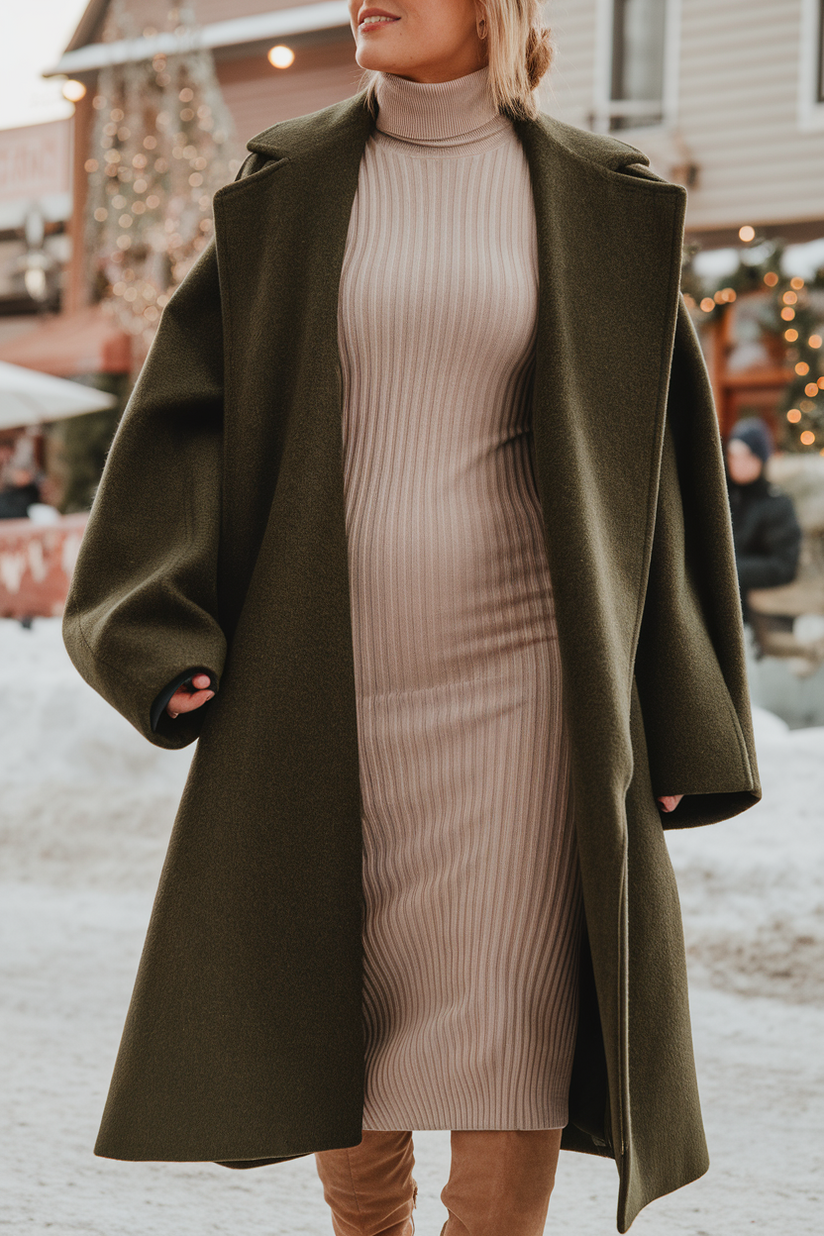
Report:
315,1131,417,1236
440,1130,561,1236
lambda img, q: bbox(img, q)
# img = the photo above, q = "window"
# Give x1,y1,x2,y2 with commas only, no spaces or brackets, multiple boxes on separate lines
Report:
798,0,824,130
610,0,667,129
593,0,679,134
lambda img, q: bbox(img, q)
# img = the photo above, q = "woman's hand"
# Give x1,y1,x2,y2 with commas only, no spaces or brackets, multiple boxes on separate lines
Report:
166,673,215,719
656,795,683,814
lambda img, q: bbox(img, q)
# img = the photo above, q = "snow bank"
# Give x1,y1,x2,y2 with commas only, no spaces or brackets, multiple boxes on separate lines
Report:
666,706,824,1005
0,617,191,888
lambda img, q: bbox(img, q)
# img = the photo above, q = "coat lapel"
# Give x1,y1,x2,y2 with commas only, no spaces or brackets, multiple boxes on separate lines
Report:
514,115,687,788
211,96,374,635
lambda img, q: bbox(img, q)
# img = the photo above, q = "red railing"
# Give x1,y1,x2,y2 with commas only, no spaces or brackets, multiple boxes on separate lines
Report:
0,512,88,620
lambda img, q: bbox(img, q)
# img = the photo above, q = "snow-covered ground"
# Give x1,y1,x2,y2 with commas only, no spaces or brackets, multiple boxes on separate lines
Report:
2,618,822,1234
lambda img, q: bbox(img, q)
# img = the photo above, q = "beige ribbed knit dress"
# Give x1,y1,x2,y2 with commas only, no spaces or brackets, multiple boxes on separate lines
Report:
338,68,583,1133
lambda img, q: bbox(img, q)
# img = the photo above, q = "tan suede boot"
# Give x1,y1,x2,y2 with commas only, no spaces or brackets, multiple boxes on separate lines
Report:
315,1131,417,1236
439,1130,562,1236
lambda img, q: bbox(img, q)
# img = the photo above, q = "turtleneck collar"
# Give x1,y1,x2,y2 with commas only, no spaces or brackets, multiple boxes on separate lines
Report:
374,66,506,147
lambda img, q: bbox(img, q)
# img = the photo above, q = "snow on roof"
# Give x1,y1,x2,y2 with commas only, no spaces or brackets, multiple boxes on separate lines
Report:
45,1,350,76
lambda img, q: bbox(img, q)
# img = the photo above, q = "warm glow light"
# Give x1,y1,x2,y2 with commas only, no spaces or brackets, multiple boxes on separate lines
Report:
764,271,779,287
787,409,802,423
700,297,715,313
800,431,816,445
819,377,824,389
24,268,47,300
810,335,823,348
268,44,295,68
790,277,805,290
781,307,796,321
785,329,799,342
805,383,819,397
796,361,810,375
783,291,798,305
739,225,756,242
62,79,87,102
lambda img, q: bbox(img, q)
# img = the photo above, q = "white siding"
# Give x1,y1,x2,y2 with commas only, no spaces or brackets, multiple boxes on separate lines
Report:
540,0,824,234
541,0,600,130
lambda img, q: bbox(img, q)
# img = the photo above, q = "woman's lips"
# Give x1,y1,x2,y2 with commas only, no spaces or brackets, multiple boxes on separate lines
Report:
359,15,400,32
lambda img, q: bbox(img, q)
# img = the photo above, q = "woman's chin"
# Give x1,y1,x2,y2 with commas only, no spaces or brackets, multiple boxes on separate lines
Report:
356,48,399,73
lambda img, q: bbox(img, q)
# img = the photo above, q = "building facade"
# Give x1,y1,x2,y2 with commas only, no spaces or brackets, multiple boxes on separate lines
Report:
46,0,359,319
547,0,824,248
19,1,824,439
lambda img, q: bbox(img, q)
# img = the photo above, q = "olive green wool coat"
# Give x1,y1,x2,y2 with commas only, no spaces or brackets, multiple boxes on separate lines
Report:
63,93,760,1232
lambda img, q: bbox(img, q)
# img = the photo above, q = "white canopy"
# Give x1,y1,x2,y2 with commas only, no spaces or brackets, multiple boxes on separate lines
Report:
0,361,117,431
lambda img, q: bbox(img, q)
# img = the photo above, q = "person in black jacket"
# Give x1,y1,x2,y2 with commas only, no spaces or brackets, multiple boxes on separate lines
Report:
0,464,40,520
726,418,801,619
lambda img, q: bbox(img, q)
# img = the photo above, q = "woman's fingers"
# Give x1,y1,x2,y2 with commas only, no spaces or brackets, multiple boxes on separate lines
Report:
166,678,215,719
657,794,684,813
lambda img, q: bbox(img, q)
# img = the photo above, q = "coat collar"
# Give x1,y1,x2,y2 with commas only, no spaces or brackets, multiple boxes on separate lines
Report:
242,90,652,176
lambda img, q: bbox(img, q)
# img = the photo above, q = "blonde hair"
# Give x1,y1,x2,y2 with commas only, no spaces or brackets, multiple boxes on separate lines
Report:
362,1,553,121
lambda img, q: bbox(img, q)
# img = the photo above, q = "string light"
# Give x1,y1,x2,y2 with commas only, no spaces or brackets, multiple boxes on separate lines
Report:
688,245,824,454
268,45,295,68
85,7,239,350
62,80,87,102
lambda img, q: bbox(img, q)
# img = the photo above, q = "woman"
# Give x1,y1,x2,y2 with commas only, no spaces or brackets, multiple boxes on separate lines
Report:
63,2,760,1233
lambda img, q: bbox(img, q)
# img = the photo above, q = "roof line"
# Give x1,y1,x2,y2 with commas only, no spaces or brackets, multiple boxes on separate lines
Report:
63,0,110,55
44,1,351,77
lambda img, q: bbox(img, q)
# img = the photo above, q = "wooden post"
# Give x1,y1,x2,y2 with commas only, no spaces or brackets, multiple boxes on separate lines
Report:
64,85,95,315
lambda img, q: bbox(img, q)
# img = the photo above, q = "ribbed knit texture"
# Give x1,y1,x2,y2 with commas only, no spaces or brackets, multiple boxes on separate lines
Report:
339,68,583,1131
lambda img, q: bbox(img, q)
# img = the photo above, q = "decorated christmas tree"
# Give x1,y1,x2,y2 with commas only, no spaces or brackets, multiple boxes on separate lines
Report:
683,242,824,453
84,1,242,362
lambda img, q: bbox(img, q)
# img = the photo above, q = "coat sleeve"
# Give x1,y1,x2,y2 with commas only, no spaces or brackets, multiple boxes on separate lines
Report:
62,239,227,750
632,300,761,828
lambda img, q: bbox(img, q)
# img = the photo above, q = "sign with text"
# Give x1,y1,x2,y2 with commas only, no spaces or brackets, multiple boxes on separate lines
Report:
0,120,72,207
